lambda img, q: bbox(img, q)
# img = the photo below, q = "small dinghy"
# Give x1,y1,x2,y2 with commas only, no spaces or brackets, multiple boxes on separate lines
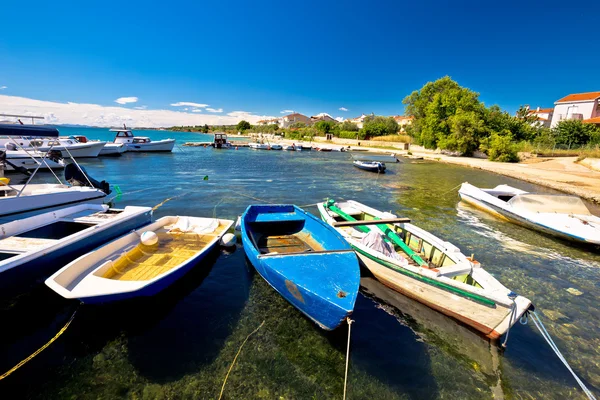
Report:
459,183,600,246
318,199,532,340
353,160,386,173
270,144,283,150
248,143,270,150
46,216,233,303
0,204,152,294
240,204,360,330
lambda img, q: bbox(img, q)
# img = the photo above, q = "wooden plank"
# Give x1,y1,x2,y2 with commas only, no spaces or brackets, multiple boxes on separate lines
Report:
332,218,410,227
259,249,355,257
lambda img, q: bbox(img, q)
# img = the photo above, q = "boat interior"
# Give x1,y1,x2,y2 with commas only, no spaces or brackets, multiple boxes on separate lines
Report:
0,208,123,264
331,209,482,288
101,222,229,281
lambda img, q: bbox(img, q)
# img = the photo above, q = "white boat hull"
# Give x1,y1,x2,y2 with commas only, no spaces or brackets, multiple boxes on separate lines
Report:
0,184,106,217
99,143,127,156
458,183,600,245
36,141,105,158
4,153,64,171
125,139,175,152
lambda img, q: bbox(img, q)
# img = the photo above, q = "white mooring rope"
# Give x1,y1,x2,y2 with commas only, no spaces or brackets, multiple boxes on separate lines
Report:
530,311,596,400
344,318,354,400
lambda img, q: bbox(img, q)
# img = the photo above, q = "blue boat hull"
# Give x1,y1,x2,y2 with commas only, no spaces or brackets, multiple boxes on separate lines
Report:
0,211,152,298
241,204,360,330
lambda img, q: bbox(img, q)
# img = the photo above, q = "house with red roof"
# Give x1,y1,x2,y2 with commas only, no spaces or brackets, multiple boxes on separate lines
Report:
523,106,554,128
550,91,600,127
393,115,414,132
280,113,311,128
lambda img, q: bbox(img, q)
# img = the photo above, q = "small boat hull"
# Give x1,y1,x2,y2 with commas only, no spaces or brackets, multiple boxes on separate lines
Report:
241,204,360,330
37,141,106,158
353,161,386,173
99,143,127,156
125,139,176,152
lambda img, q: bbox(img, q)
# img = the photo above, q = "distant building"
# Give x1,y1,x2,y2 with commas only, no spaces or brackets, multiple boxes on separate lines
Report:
310,113,336,123
550,91,600,128
393,115,414,132
280,113,311,128
350,114,369,129
523,106,554,128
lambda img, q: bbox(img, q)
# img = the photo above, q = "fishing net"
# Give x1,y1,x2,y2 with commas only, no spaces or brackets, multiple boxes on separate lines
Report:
508,194,591,215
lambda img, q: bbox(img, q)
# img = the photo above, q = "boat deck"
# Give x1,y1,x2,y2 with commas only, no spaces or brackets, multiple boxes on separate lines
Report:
257,231,324,255
104,224,227,281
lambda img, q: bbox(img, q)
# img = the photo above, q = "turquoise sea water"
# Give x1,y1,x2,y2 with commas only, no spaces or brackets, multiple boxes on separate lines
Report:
1,127,599,399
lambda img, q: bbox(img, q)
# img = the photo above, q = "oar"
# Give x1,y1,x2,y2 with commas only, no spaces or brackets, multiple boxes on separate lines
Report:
325,200,427,267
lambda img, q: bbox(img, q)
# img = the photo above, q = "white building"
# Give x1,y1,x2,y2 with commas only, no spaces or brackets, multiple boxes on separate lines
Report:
524,106,554,128
393,115,414,132
350,114,369,129
280,113,311,128
550,91,600,128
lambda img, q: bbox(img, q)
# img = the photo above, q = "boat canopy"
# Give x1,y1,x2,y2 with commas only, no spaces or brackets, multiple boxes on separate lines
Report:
0,124,59,137
508,194,591,215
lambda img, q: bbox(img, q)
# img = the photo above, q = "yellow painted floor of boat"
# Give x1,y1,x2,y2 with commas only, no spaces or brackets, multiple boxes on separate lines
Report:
257,231,324,254
104,225,226,281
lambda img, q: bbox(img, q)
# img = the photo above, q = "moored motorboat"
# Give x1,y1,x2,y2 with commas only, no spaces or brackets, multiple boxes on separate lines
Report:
2,148,65,171
110,126,175,152
283,145,296,151
1,137,105,158
318,199,532,340
248,142,270,150
240,204,360,330
45,216,233,303
212,133,233,149
353,160,386,173
71,135,127,156
458,183,600,246
0,204,152,294
269,144,283,150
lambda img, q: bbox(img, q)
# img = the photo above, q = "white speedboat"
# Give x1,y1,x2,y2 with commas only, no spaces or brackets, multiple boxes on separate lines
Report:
46,216,234,303
0,204,152,294
318,199,532,340
1,137,105,158
248,143,270,150
110,127,175,152
458,183,600,246
71,135,126,156
3,149,65,171
0,124,110,217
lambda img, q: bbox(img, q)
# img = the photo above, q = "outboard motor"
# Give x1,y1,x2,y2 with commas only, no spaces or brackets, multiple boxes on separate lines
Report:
64,163,111,195
0,149,6,172
47,150,64,164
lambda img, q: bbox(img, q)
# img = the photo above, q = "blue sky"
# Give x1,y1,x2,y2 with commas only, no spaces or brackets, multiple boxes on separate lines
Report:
0,0,598,126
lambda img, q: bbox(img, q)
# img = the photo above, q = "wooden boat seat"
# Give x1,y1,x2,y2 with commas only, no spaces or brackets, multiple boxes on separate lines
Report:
0,236,58,253
252,213,306,223
437,264,472,277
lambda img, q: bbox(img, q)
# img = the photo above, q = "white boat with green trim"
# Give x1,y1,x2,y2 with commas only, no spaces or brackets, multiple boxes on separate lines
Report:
318,199,532,340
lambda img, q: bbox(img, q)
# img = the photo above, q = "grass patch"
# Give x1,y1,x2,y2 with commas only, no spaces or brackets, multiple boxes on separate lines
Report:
369,135,412,143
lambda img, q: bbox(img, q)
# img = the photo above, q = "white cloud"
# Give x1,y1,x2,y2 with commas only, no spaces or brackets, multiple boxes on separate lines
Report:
191,109,202,113
335,117,344,122
315,112,332,118
0,94,276,128
114,96,138,105
171,102,209,108
134,105,147,110
280,109,294,114
339,107,348,111
206,107,223,113
0,86,7,90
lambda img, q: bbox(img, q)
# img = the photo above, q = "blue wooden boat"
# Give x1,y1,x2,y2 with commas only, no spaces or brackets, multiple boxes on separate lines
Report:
353,160,386,173
240,204,360,330
45,216,234,303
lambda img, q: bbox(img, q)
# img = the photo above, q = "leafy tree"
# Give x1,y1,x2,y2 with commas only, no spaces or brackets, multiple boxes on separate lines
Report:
361,116,399,138
289,122,307,129
480,130,519,162
339,120,359,132
553,120,600,147
236,120,251,132
201,124,209,133
314,120,336,134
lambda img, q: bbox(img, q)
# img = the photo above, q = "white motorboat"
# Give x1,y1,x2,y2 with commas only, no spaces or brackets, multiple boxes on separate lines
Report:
110,126,175,152
318,199,532,340
270,144,283,150
353,160,386,173
248,143,270,150
3,149,65,171
46,216,234,303
71,135,126,156
0,137,105,158
0,124,110,217
458,182,600,246
0,204,152,294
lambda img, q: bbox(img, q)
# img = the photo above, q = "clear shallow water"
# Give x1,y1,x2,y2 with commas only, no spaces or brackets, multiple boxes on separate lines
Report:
1,127,599,399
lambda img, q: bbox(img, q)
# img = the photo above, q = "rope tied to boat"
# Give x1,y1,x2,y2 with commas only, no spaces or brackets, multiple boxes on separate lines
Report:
527,310,596,400
501,292,518,348
0,304,80,381
218,320,265,400
344,317,354,400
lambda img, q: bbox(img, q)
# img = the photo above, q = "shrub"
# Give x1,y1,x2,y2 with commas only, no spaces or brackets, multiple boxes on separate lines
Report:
337,130,366,140
481,130,519,162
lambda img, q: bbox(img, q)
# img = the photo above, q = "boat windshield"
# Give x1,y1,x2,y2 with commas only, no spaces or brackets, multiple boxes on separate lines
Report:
508,194,591,215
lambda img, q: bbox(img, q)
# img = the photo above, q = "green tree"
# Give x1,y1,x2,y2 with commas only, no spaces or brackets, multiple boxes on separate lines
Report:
201,124,209,133
361,116,399,138
314,120,336,134
289,122,307,129
480,130,519,162
236,120,251,132
339,120,359,132
553,120,600,147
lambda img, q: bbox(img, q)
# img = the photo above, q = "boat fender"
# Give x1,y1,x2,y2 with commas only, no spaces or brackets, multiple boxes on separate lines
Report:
234,216,242,231
220,233,236,248
140,231,159,246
